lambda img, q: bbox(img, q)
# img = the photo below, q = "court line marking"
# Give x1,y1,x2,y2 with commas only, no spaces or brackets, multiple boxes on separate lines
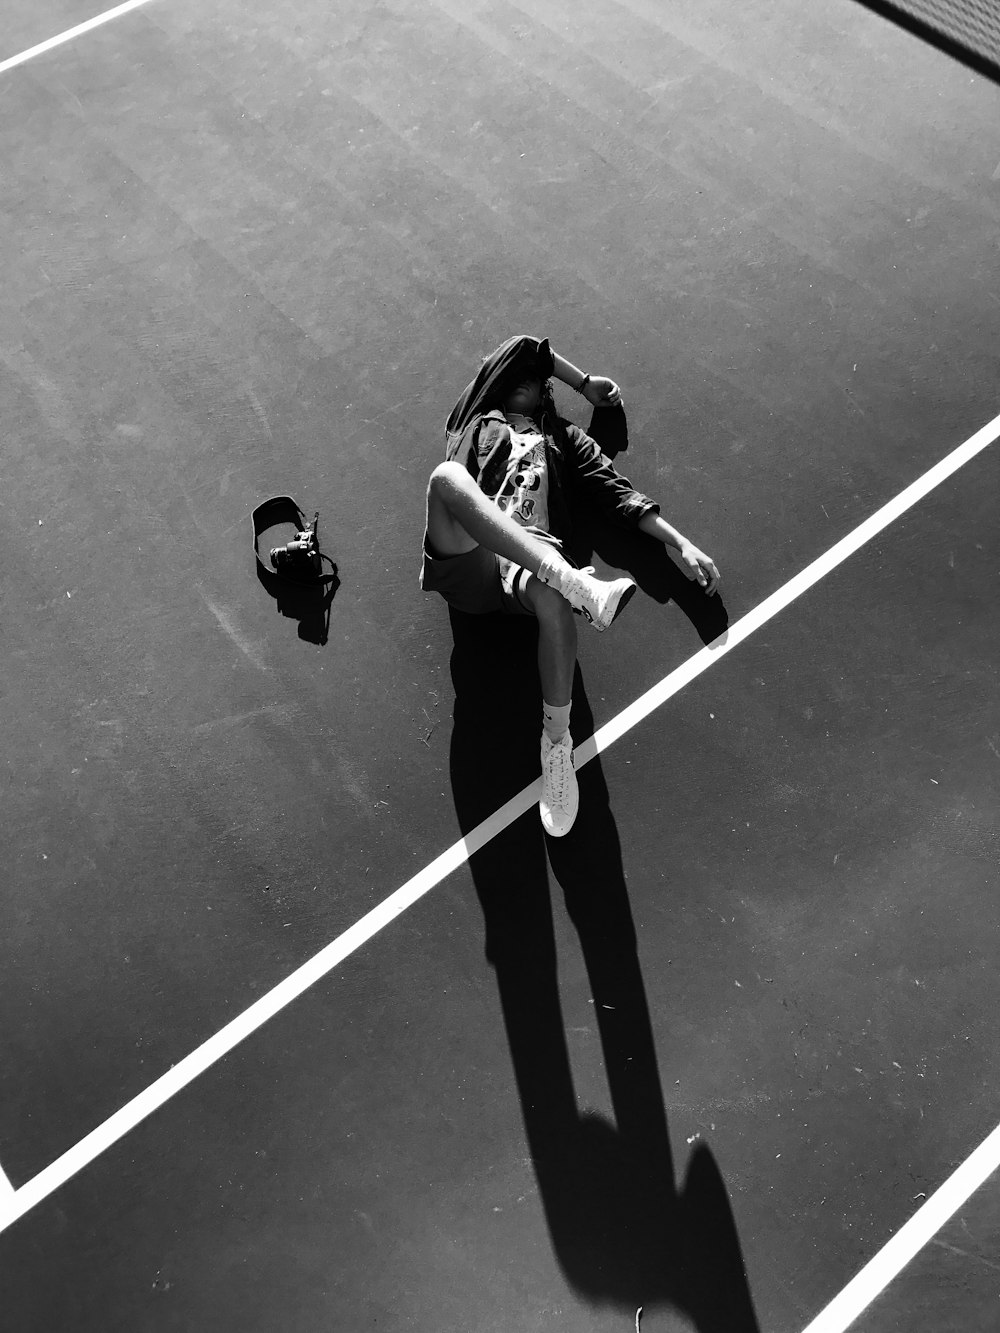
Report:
0,409,997,1247
2,4,997,1321
0,0,156,76
800,1119,1000,1332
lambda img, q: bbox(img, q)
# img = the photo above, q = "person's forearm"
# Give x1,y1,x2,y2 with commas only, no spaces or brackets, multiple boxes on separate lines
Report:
638,509,689,551
639,508,721,593
550,350,589,393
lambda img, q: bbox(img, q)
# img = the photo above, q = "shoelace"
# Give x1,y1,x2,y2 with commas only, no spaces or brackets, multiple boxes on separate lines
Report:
545,739,573,806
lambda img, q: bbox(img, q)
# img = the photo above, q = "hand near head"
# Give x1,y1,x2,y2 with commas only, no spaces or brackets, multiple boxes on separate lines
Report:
582,375,623,408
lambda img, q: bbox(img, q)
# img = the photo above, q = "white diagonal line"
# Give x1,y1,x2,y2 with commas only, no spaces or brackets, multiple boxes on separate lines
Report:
0,410,997,1239
800,1120,1000,1332
0,0,157,76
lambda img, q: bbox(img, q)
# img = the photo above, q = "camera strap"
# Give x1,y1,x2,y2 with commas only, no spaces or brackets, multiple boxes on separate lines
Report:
251,495,339,587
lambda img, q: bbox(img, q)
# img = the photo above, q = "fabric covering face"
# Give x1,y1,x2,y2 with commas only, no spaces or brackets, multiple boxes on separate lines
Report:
445,335,554,446
441,334,657,549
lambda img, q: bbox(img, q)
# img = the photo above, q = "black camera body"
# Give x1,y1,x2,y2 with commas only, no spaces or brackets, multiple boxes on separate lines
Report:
253,496,339,644
270,512,321,578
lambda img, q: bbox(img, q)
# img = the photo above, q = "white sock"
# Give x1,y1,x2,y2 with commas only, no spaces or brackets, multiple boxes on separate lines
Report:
537,553,572,593
542,700,572,744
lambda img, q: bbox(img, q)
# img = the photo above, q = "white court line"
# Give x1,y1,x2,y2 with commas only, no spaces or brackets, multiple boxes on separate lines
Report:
799,1120,1000,1332
2,5,997,1325
0,410,998,1271
0,0,156,76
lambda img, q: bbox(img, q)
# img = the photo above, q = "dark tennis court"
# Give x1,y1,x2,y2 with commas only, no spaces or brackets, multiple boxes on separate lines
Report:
1,1,998,1329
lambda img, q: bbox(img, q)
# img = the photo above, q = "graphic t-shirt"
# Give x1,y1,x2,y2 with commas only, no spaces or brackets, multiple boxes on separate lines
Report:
493,416,550,532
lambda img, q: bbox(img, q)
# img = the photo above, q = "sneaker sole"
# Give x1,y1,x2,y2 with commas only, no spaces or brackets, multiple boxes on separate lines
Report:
595,579,637,631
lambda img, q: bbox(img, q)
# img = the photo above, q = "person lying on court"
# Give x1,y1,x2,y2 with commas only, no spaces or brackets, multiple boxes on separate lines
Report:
421,334,720,838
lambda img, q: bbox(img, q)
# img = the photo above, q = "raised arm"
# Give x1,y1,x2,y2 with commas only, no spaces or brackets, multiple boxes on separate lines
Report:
550,350,623,409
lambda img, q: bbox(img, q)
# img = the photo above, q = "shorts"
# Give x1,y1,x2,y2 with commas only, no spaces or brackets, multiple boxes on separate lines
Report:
419,532,535,616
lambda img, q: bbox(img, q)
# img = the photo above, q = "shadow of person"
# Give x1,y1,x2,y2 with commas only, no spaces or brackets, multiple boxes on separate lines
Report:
448,607,760,1330
569,403,730,646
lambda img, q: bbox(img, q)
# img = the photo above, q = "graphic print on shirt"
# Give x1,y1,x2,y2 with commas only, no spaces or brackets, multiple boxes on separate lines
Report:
493,428,550,532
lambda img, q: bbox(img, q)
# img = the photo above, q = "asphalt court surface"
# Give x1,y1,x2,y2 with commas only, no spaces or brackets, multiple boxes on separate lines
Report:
2,1,999,1329
2,1,109,59
853,1175,1000,1332
2,450,999,1328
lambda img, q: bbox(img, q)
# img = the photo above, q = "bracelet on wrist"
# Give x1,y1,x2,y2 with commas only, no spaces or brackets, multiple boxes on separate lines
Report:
577,373,591,394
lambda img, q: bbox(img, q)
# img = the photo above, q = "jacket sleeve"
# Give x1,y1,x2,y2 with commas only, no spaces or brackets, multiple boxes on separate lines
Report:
562,423,659,527
445,414,513,502
445,415,483,477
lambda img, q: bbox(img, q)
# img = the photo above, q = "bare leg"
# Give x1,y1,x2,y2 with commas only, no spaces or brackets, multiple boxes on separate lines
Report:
522,576,578,707
426,463,579,700
425,460,572,573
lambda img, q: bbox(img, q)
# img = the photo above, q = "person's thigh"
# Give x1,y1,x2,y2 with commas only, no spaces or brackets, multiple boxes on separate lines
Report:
418,542,536,617
425,471,478,557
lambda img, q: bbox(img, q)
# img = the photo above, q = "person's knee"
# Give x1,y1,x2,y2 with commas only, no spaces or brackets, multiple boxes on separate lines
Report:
428,460,469,502
426,462,478,556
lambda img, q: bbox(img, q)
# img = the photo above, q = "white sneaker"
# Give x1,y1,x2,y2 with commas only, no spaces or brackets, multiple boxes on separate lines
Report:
540,732,579,836
537,557,636,631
